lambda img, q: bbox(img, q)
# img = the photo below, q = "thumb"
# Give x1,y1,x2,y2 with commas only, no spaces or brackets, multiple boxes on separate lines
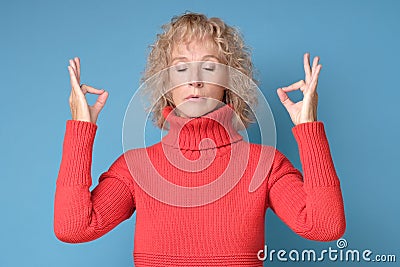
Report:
92,90,109,112
277,88,294,109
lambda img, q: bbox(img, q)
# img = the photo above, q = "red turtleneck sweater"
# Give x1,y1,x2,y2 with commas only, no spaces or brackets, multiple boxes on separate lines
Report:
54,104,346,266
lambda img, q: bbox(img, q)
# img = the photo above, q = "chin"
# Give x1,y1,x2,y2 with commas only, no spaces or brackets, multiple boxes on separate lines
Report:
176,100,223,118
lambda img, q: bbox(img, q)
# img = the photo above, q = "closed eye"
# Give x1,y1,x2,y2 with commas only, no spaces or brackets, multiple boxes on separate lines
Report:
202,62,216,71
174,63,188,72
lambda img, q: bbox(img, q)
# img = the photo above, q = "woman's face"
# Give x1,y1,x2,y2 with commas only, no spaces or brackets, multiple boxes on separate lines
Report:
168,38,226,118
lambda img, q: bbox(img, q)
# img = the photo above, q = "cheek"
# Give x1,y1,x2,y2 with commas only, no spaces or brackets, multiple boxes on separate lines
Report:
171,86,184,105
208,86,225,101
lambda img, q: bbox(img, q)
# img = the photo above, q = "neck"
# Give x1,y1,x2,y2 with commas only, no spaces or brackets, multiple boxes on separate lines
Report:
161,104,243,155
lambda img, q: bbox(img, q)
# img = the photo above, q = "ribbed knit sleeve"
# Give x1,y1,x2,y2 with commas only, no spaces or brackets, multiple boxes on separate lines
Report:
54,120,136,243
267,121,346,241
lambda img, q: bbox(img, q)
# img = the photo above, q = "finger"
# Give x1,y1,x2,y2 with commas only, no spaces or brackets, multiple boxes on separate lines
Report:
311,56,320,75
304,53,312,84
68,66,83,96
67,65,79,86
309,64,322,92
92,91,109,111
69,59,77,74
282,80,306,92
277,88,294,108
74,57,81,83
69,59,79,83
82,84,105,94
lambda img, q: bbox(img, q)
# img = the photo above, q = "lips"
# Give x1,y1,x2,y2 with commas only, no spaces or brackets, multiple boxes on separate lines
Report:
185,95,205,102
185,94,202,99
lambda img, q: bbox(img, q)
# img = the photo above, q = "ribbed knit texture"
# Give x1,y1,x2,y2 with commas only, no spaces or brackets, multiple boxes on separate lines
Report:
54,104,346,266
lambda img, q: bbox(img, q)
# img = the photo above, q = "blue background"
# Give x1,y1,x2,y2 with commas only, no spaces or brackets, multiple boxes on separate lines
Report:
1,0,399,266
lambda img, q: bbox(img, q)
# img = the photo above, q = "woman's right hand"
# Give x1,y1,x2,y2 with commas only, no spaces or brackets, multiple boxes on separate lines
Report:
68,57,109,124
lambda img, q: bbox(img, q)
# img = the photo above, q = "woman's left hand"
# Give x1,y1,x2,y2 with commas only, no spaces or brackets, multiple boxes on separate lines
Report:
277,53,322,126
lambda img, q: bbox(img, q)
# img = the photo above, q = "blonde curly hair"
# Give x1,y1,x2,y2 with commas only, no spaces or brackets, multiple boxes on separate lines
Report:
141,11,258,129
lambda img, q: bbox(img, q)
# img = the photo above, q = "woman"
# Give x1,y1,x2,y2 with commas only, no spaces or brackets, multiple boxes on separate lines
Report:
54,12,346,266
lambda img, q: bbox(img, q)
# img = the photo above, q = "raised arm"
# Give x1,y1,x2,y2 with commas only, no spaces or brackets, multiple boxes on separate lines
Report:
53,58,135,243
267,122,346,241
268,53,345,241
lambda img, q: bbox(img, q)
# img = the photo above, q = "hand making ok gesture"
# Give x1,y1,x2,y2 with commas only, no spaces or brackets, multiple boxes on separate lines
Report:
67,57,109,124
277,53,322,126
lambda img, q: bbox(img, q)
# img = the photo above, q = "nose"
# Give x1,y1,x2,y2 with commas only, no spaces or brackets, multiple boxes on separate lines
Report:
189,81,204,88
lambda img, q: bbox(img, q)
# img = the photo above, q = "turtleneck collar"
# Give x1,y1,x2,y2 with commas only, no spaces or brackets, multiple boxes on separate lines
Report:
161,104,243,152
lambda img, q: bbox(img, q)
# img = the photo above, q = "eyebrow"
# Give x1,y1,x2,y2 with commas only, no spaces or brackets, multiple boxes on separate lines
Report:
171,55,220,64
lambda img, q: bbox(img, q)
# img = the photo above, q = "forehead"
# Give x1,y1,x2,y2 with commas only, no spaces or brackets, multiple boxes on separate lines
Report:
171,37,219,57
